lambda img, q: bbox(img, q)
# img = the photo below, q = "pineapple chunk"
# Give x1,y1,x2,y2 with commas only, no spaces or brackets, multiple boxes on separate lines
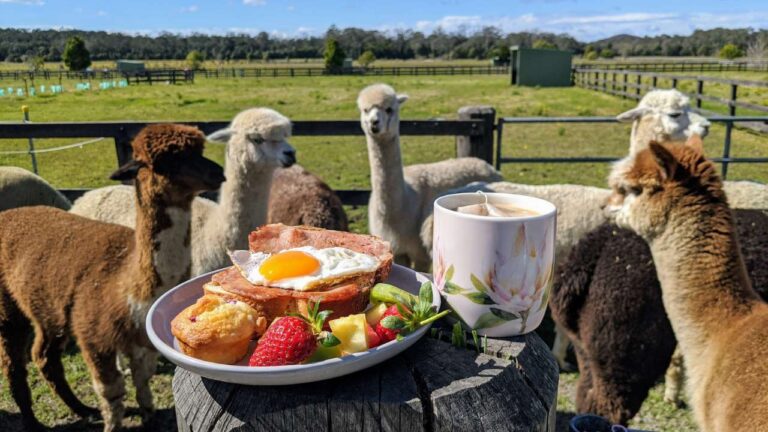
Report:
329,314,368,353
366,303,389,326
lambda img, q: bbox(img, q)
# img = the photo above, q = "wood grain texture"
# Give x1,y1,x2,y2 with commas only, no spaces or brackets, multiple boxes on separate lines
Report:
173,331,558,432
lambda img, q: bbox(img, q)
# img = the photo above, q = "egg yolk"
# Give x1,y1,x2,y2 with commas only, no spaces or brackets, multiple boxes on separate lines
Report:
259,251,320,282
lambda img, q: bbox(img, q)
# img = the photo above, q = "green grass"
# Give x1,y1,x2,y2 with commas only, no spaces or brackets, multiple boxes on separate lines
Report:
1,73,764,431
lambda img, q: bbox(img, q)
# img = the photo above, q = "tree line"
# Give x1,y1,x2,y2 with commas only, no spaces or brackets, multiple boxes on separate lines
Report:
0,26,765,65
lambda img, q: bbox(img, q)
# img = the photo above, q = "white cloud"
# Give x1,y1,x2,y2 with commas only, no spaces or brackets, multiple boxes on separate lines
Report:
0,0,44,5
243,0,266,5
549,13,678,25
180,5,199,13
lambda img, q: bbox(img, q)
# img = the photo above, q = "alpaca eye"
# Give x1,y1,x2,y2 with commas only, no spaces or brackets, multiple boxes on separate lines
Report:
629,186,642,195
669,112,682,118
385,107,393,114
249,135,265,145
363,108,370,114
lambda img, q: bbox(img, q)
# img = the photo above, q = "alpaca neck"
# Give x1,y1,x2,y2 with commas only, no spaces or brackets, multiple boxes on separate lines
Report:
132,179,193,304
366,131,406,217
649,203,759,362
210,154,275,251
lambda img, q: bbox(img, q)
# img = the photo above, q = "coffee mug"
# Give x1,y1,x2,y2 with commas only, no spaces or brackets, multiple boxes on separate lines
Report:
432,193,557,337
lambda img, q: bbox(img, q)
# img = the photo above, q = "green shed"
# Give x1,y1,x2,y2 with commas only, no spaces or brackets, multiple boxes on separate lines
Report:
116,60,146,74
509,46,572,87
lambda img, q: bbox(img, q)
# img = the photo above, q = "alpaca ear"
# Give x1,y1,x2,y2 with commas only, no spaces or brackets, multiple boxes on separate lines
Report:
397,94,408,105
649,142,677,181
206,128,233,143
686,134,704,153
616,107,648,122
110,159,145,181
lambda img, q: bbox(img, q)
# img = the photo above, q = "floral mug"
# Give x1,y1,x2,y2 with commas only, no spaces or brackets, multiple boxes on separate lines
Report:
433,193,557,337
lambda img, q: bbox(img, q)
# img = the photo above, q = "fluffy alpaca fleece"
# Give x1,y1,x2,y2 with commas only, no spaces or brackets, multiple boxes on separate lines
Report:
268,164,348,230
616,89,711,155
551,209,768,424
0,125,224,432
71,108,347,275
357,83,502,269
0,166,71,211
605,139,768,432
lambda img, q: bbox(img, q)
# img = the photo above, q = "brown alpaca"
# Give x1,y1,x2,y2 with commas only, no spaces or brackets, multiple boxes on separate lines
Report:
269,164,349,231
0,125,224,431
606,137,768,432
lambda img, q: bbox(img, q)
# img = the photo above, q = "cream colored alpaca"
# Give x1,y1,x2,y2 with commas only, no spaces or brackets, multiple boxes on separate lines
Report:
71,108,296,275
0,166,71,211
607,138,768,432
357,83,502,270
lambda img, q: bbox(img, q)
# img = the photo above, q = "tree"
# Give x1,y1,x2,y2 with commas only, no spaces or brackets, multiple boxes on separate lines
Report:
357,49,376,68
718,43,743,59
323,37,345,71
23,54,45,71
185,50,204,70
599,48,615,59
532,39,556,50
62,36,91,71
584,51,599,60
746,36,767,59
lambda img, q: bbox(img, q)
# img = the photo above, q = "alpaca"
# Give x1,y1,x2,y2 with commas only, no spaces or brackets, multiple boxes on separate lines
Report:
551,210,768,424
0,124,224,431
71,108,346,275
616,89,711,155
268,164,348,230
357,83,503,269
0,166,71,211
605,138,768,431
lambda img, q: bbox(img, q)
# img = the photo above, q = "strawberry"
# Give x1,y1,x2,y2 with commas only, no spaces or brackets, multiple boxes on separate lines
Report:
249,302,339,367
374,304,406,343
365,323,381,348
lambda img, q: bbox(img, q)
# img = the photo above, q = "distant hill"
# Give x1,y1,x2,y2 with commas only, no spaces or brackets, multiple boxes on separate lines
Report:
0,26,765,63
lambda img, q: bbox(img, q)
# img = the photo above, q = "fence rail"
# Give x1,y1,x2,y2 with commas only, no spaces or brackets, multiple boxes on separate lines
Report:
574,60,768,73
0,116,488,205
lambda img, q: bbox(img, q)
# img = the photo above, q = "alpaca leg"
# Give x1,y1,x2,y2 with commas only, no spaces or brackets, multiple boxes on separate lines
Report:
81,348,125,432
664,346,685,407
31,330,99,419
0,293,41,431
127,345,157,421
551,326,574,371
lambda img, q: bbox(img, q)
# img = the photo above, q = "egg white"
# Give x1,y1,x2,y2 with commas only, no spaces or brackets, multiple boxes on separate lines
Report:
228,246,380,291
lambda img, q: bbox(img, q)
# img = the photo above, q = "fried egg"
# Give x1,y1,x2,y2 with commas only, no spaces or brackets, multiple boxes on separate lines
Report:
228,246,380,291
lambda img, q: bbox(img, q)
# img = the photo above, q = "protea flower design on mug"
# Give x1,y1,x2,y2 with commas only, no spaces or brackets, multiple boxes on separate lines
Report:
433,192,556,337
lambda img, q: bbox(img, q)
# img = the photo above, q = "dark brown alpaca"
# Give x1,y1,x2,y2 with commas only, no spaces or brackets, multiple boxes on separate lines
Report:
269,164,349,231
551,210,768,425
0,124,224,431
605,137,768,431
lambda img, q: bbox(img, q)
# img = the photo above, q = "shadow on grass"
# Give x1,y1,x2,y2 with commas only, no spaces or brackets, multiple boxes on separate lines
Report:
0,407,176,431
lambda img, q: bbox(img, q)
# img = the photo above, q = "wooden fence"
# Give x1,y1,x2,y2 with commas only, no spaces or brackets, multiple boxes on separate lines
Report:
572,68,768,124
573,60,768,73
0,65,508,82
0,108,494,205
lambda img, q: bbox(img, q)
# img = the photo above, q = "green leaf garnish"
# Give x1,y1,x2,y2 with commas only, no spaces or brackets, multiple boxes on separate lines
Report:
319,332,341,347
381,316,406,330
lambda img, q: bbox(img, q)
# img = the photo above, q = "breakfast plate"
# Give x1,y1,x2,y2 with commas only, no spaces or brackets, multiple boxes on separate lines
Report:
146,264,438,385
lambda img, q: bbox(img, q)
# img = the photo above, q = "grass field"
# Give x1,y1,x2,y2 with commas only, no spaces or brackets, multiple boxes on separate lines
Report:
1,73,765,431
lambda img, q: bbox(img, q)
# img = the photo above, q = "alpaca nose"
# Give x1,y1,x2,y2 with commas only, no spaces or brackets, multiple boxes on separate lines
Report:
282,149,296,167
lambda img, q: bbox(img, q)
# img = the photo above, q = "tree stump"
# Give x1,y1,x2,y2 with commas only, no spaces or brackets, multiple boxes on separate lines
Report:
172,331,558,431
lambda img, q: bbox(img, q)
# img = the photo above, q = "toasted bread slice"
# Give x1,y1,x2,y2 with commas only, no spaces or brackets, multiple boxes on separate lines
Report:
204,224,393,322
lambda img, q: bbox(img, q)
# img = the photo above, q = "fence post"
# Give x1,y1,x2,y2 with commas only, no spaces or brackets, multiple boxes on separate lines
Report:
729,84,738,116
114,127,134,182
456,106,496,165
22,105,38,175
696,80,704,109
622,73,628,98
722,120,733,179
672,78,678,88
635,74,641,98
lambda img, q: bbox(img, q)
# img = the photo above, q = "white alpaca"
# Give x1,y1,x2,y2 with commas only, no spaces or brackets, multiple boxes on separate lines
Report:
357,83,503,270
70,108,296,275
616,89,711,154
0,166,72,211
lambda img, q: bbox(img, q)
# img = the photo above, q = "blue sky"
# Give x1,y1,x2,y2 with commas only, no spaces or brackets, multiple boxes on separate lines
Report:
1,0,767,42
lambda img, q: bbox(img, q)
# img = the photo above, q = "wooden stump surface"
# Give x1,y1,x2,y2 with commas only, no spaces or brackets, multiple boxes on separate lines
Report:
173,330,558,432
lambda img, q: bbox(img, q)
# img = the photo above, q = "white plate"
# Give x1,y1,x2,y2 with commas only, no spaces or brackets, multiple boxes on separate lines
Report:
146,264,438,385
